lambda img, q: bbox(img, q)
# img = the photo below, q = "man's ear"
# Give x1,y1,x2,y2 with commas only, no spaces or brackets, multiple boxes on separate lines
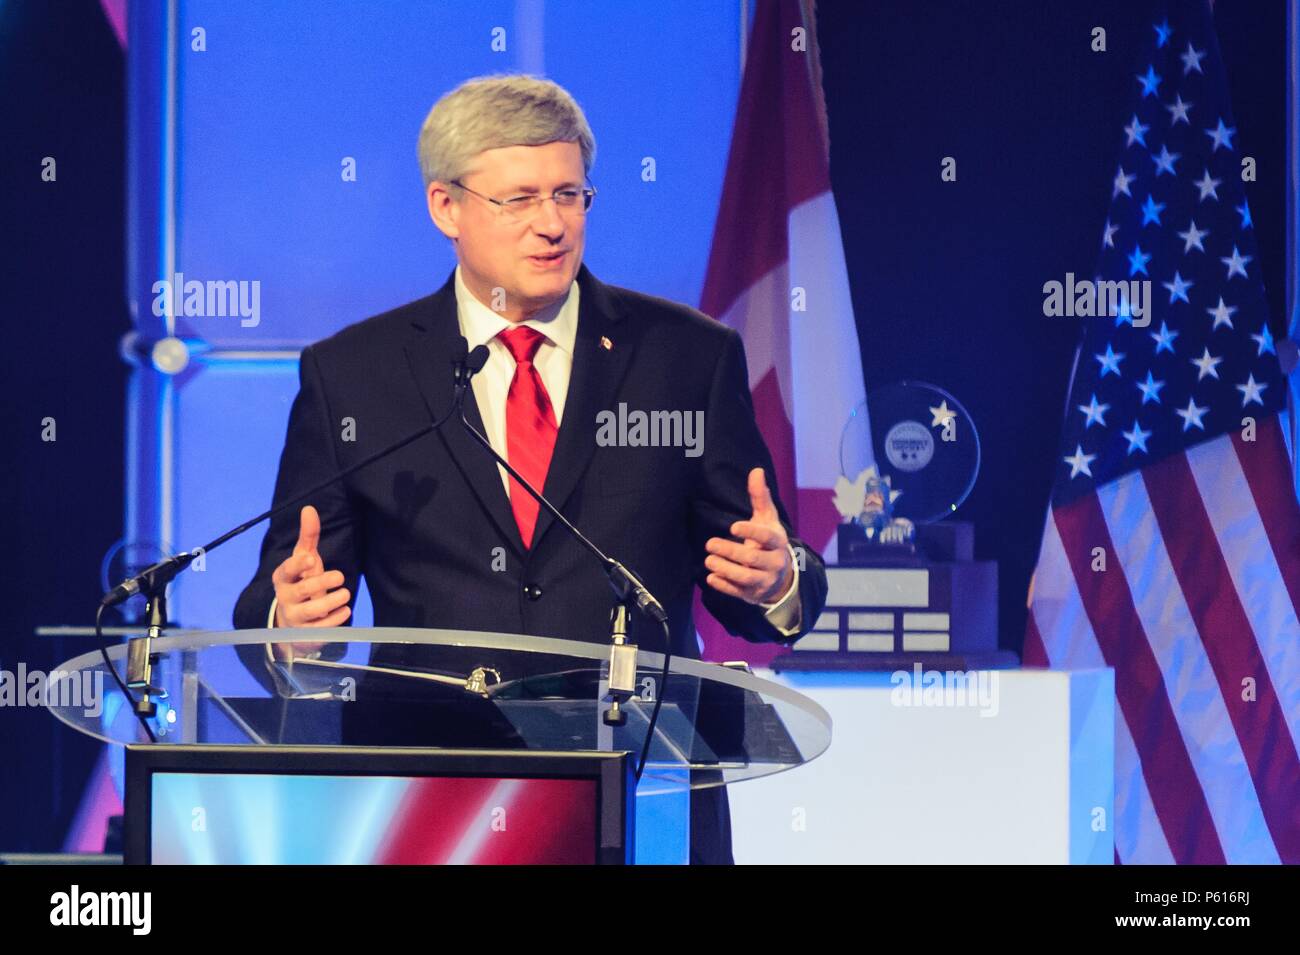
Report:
427,181,460,240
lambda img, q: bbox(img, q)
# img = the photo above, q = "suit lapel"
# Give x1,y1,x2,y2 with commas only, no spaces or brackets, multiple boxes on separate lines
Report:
532,265,635,551
402,270,526,555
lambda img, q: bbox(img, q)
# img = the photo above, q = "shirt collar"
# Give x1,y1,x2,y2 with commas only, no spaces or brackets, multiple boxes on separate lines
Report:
454,264,580,355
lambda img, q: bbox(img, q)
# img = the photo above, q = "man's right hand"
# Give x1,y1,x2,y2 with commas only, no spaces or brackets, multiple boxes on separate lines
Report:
271,505,350,660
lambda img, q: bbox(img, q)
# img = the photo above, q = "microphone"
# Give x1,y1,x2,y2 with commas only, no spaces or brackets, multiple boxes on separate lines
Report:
466,343,489,377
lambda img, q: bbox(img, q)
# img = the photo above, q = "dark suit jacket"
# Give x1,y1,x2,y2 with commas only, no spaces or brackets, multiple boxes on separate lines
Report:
233,263,828,863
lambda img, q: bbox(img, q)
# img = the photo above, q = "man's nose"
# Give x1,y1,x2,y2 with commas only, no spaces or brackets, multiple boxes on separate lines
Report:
531,197,567,237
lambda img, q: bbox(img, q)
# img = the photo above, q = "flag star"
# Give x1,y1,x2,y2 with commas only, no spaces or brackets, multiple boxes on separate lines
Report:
1165,94,1192,125
1236,373,1268,408
1204,118,1237,152
1064,444,1097,479
1206,297,1237,330
1141,193,1167,226
1102,220,1119,248
929,400,958,427
1251,322,1276,356
1137,65,1162,98
1151,144,1180,176
1095,343,1125,377
1137,371,1166,404
1162,271,1193,304
1122,420,1152,455
1236,202,1252,229
1150,321,1179,354
1153,19,1172,47
1113,166,1136,198
1124,115,1150,147
1078,393,1111,428
1113,292,1135,327
1194,169,1222,202
1175,397,1209,431
1181,42,1206,74
1191,346,1223,380
1127,244,1152,276
1220,245,1252,280
1176,220,1209,253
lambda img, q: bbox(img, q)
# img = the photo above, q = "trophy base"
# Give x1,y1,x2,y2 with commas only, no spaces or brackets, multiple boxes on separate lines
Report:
773,558,1002,670
836,524,921,566
837,521,974,565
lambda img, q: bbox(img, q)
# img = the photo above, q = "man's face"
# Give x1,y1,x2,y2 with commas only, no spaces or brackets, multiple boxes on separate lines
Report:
428,140,586,321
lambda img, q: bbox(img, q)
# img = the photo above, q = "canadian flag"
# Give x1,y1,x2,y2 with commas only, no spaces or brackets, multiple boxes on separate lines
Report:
698,0,870,664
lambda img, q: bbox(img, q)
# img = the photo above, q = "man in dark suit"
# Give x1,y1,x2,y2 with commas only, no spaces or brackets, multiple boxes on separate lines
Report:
233,75,827,864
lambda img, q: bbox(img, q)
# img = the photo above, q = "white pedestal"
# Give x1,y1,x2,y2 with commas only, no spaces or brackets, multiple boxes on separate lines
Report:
729,667,1114,864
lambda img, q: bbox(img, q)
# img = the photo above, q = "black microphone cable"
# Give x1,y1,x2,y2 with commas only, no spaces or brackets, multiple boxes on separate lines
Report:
456,343,673,783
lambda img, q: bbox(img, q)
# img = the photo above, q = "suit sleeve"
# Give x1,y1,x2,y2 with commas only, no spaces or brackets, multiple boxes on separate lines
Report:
232,345,362,635
689,329,828,644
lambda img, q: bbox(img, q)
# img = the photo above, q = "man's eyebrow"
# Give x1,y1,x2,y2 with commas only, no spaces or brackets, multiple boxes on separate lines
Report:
505,180,582,193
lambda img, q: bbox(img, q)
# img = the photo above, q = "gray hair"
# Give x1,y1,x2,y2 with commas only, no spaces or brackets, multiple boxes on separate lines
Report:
417,74,596,188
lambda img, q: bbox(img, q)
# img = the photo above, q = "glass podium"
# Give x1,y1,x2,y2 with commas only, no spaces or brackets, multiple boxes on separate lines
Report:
45,628,831,865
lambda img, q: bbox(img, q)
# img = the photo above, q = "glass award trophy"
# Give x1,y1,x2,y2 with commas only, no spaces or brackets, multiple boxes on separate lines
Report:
774,381,1009,671
835,381,980,565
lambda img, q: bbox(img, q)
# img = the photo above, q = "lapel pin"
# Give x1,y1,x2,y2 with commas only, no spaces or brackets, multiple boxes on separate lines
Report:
599,336,613,351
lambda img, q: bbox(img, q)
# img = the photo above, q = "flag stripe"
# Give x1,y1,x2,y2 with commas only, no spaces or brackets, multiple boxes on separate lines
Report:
1142,448,1300,863
1232,418,1300,710
1054,491,1226,863
1023,607,1049,667
1097,469,1280,863
1189,431,1300,758
1030,511,1175,864
1233,418,1300,607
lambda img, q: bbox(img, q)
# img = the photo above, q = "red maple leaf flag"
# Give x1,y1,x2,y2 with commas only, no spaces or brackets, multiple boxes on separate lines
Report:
698,0,870,664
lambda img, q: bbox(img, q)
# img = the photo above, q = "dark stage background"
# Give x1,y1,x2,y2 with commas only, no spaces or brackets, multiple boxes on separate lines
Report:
1,0,129,852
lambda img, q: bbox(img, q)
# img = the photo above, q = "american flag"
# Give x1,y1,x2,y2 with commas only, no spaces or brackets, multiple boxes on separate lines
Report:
1024,4,1300,863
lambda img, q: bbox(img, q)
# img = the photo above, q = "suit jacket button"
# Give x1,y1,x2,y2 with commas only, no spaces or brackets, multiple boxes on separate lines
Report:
523,583,543,601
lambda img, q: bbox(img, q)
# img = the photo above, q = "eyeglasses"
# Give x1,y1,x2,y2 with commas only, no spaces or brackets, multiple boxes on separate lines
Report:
450,179,596,223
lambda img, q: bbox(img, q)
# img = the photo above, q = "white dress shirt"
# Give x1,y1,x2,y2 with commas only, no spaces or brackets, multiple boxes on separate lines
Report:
270,265,801,635
455,265,578,495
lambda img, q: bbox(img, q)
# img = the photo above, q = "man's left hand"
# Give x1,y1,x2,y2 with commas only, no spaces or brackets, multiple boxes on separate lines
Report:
704,467,795,605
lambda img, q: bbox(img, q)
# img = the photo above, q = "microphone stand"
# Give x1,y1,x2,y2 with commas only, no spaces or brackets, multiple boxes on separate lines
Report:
455,345,673,779
100,343,477,739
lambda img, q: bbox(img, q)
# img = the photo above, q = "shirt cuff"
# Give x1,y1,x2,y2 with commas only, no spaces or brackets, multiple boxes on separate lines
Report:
759,544,803,637
266,597,328,662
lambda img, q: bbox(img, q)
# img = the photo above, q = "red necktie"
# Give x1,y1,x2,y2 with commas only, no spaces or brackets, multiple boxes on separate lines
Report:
499,326,558,548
